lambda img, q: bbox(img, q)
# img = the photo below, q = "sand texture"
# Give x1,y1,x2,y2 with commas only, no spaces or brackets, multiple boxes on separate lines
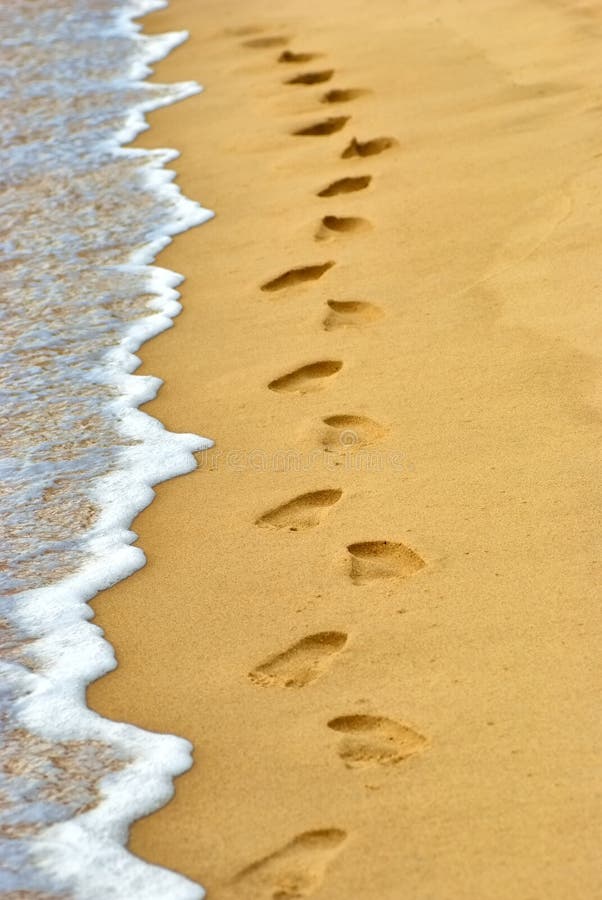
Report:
89,1,601,897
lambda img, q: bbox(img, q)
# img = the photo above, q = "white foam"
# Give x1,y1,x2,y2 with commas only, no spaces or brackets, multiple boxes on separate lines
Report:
3,0,213,895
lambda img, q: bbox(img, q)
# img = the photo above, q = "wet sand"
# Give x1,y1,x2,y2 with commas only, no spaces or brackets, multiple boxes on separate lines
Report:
89,1,602,897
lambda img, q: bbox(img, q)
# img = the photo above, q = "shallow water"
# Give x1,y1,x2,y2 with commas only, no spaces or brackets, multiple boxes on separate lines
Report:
0,1,211,895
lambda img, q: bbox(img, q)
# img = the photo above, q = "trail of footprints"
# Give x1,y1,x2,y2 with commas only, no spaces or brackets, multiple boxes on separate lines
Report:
231,29,426,898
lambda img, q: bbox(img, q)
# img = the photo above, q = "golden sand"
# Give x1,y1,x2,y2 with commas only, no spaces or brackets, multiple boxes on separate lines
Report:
89,1,601,897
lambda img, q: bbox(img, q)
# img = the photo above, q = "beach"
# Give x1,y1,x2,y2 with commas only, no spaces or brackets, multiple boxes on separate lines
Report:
89,1,601,897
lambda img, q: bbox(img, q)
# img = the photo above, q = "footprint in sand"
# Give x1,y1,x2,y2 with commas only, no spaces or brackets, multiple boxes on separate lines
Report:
321,89,369,104
261,262,334,293
322,299,383,330
249,631,347,687
256,489,342,531
279,50,319,64
268,361,342,394
341,137,397,158
321,414,386,451
315,216,371,241
226,26,264,37
318,175,371,197
231,829,347,900
328,715,427,768
243,35,290,49
347,540,425,584
286,70,334,85
293,117,350,137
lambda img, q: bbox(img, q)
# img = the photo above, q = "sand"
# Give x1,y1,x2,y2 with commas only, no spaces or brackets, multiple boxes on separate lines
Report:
88,1,602,897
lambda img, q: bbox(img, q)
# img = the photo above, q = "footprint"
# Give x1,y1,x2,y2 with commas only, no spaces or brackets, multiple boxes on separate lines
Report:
322,299,383,329
321,89,368,104
261,262,334,293
347,541,425,584
279,50,318,63
321,414,386,451
317,176,371,197
286,70,334,85
315,216,371,241
328,715,427,767
256,489,342,531
232,829,347,899
243,36,290,48
293,117,349,137
248,632,347,687
226,26,264,37
341,137,396,158
268,361,342,394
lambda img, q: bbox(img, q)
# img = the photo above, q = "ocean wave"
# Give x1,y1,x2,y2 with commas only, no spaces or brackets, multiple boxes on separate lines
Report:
0,1,211,895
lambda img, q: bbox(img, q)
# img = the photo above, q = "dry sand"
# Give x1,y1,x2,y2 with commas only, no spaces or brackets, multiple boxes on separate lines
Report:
89,1,601,897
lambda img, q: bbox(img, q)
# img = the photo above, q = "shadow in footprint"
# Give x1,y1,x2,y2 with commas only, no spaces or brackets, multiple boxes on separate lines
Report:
328,715,427,767
347,541,425,584
341,137,397,158
323,299,382,329
269,361,342,394
321,89,368,104
232,829,347,899
286,70,334,85
257,489,342,531
315,216,371,241
249,632,347,687
261,262,334,292
243,35,289,48
318,176,371,197
321,414,386,451
294,117,349,137
279,50,318,63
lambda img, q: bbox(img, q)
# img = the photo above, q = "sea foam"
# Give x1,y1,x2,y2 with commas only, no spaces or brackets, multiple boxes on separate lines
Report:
0,0,210,895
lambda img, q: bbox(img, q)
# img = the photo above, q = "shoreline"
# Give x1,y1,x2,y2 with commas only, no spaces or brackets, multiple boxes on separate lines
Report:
90,1,601,897
2,3,212,895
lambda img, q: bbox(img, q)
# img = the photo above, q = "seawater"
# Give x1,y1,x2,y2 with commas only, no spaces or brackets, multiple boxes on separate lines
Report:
0,1,211,896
